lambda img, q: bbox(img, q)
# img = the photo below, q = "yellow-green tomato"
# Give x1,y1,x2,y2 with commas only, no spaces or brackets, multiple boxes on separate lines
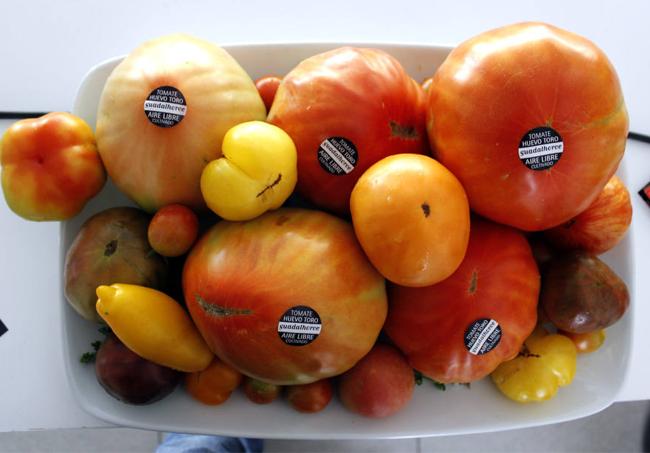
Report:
491,332,577,403
200,121,297,221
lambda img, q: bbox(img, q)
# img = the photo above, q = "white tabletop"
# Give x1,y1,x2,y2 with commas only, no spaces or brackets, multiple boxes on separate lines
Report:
1,0,649,432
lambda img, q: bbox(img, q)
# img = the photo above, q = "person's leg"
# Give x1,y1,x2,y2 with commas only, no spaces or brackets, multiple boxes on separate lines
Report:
156,433,264,453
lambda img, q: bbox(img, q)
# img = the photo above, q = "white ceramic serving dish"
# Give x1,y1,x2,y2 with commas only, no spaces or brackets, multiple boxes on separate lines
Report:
61,43,634,439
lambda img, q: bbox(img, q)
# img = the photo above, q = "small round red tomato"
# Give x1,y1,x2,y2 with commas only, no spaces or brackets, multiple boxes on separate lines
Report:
286,379,332,413
544,175,632,255
243,377,281,404
185,357,242,405
560,329,606,353
268,47,428,215
255,75,282,113
350,154,469,287
427,23,628,231
384,218,540,383
148,204,199,257
338,344,414,418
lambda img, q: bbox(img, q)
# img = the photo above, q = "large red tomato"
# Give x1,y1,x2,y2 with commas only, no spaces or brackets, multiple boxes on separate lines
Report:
384,218,540,383
268,47,428,215
183,208,387,385
426,22,628,231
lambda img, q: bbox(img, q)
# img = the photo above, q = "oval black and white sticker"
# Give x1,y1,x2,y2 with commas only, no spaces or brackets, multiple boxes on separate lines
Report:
277,305,322,346
317,137,358,175
464,318,502,355
518,126,563,171
144,85,187,128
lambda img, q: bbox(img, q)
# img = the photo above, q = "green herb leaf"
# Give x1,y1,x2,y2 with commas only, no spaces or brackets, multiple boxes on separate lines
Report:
433,381,446,391
98,326,111,336
80,352,96,364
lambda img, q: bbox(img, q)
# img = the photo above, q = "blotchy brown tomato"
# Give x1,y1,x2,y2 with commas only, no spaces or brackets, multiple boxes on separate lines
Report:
540,252,629,334
427,22,628,231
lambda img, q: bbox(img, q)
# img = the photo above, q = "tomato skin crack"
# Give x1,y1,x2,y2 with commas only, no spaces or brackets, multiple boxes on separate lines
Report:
256,173,282,198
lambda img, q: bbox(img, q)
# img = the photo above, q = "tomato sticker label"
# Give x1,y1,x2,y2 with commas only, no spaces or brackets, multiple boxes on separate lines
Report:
144,85,187,128
518,126,563,171
277,306,322,346
317,137,358,175
464,318,501,355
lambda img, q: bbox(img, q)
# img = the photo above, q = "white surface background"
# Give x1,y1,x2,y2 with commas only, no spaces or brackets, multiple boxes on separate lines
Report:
0,0,648,433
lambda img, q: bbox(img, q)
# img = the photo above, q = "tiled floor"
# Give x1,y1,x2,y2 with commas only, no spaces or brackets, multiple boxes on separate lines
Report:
1,400,648,452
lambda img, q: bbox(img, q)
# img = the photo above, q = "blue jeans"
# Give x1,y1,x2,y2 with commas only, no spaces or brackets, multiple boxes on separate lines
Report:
156,433,264,453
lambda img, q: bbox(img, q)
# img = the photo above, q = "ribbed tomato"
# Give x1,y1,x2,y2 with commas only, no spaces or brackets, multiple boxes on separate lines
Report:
268,47,428,215
427,22,628,231
384,218,540,383
544,175,632,254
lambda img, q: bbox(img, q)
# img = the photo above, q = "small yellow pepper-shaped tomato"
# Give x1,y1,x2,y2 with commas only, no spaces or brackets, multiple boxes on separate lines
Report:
491,329,577,403
0,112,105,221
200,121,297,221
96,284,213,372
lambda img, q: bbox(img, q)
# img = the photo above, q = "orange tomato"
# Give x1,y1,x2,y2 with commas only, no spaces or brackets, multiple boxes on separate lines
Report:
426,23,628,231
185,357,242,405
350,154,470,287
560,329,606,353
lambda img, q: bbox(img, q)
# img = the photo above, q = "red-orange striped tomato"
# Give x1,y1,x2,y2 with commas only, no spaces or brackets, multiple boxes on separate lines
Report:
384,218,540,383
544,175,632,255
183,208,387,385
1,112,105,221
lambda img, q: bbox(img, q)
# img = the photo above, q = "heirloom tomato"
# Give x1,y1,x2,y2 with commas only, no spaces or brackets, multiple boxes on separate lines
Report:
350,154,470,287
183,208,387,385
148,204,199,257
384,218,540,383
544,175,632,254
255,75,282,113
0,112,105,221
268,47,428,215
540,252,629,334
96,34,265,212
185,357,243,405
491,328,577,403
426,22,628,231
338,344,415,418
286,379,333,413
